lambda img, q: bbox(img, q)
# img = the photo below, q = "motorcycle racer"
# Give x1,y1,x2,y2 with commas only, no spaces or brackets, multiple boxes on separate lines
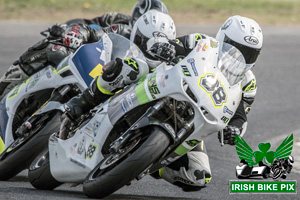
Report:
0,0,168,100
59,15,263,190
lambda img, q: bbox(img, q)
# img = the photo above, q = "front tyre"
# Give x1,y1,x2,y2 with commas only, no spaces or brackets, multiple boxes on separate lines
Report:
0,112,61,181
28,149,62,190
83,126,170,199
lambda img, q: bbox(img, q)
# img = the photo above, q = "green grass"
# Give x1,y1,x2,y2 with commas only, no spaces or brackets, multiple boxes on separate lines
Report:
0,0,299,25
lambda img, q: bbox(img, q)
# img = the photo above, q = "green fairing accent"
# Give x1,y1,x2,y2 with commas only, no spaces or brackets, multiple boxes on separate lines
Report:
174,144,190,156
138,75,147,84
135,78,150,105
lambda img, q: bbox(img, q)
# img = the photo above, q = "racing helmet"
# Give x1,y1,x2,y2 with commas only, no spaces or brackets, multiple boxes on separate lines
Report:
130,10,176,64
216,15,263,69
130,0,169,26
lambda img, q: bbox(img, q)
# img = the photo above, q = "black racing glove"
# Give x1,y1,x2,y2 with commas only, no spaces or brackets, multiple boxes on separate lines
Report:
149,42,176,62
49,24,67,38
218,125,241,145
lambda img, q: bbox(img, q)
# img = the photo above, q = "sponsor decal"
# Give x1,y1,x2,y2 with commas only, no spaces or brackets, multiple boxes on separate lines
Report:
199,73,227,107
86,143,98,160
152,31,167,38
243,79,256,92
77,136,86,155
120,98,127,113
181,65,191,76
187,58,198,76
109,75,123,87
147,73,160,99
195,34,203,43
124,58,139,80
84,126,93,134
202,43,209,51
126,94,133,108
124,58,138,71
7,83,23,100
210,40,218,48
244,36,259,45
223,106,234,115
196,40,204,52
26,79,39,91
46,71,52,79
221,116,229,124
30,50,46,62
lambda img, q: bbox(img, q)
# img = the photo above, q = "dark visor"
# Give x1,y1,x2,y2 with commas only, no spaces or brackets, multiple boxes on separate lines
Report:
133,28,159,60
224,35,261,64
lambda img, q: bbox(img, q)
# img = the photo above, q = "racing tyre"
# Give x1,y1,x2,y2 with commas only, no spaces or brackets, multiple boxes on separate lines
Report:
83,126,170,199
0,112,61,181
28,148,62,190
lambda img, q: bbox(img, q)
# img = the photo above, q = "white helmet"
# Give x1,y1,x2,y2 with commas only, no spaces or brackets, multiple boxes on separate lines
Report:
130,0,169,26
216,15,263,69
130,10,176,60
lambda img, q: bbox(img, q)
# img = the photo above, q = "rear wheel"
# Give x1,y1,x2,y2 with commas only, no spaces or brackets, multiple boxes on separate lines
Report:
28,149,62,190
83,126,170,199
0,112,61,180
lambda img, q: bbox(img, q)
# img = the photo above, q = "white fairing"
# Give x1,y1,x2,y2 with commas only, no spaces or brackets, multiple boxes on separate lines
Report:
49,104,113,182
48,35,245,183
1,56,88,149
147,38,243,151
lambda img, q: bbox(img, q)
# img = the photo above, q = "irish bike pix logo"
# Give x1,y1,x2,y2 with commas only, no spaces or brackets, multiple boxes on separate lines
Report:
230,134,297,194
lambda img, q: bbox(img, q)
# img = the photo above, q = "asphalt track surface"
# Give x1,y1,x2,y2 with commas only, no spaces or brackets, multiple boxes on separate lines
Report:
0,22,299,200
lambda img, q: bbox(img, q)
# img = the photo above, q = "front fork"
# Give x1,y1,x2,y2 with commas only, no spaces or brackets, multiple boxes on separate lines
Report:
109,99,167,154
15,85,70,137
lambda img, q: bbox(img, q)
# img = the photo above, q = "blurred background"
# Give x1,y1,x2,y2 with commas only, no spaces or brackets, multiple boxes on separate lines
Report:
0,0,299,25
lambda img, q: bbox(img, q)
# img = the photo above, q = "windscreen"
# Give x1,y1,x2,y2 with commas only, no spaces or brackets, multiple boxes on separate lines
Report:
108,33,145,61
218,43,247,86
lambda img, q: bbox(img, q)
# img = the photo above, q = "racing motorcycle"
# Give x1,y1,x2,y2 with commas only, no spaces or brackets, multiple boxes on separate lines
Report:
0,34,108,180
28,33,247,199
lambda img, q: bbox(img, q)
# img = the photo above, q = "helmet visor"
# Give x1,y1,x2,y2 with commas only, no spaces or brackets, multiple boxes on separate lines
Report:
133,28,159,61
224,35,261,65
133,27,150,54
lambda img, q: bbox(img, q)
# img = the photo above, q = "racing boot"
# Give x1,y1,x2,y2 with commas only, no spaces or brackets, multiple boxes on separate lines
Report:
158,141,212,191
59,57,148,139
0,62,29,100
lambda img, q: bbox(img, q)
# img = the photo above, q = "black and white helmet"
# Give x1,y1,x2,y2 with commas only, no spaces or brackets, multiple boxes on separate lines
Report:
130,10,176,66
130,0,169,26
216,15,263,69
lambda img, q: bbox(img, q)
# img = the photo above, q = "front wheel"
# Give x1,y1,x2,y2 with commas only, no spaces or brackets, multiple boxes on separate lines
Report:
0,111,62,181
28,148,63,190
83,126,170,199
